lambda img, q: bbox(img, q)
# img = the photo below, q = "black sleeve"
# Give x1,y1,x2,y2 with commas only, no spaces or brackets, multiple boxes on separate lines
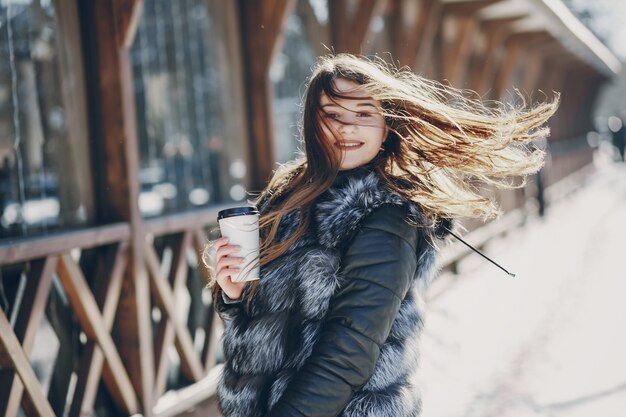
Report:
268,204,419,417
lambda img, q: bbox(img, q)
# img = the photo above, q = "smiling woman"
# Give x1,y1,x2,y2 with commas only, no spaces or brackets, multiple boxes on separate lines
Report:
206,53,559,417
319,78,388,170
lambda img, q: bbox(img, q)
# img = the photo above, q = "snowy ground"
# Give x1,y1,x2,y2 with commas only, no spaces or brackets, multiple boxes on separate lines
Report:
418,159,626,417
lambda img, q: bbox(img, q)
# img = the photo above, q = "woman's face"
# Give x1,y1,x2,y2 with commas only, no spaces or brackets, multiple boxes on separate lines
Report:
319,78,387,170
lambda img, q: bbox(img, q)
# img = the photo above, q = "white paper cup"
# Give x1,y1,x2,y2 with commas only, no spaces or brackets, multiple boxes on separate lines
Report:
217,206,260,282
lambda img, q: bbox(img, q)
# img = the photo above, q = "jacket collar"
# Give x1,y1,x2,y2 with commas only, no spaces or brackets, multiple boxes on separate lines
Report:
315,170,409,248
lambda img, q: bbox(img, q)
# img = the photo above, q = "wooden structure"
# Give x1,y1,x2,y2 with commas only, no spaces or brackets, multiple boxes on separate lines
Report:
0,1,620,416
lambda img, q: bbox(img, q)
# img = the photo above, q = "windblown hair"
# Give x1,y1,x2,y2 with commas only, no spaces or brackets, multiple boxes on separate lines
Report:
256,53,559,267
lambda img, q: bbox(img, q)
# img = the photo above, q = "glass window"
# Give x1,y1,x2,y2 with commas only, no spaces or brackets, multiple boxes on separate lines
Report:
131,0,249,217
0,1,93,239
271,0,329,164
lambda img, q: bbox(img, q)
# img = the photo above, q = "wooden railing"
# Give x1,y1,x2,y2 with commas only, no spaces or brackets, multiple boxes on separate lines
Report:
0,207,228,417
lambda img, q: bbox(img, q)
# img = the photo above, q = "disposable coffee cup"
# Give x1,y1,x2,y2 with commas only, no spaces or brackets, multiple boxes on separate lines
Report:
217,206,260,282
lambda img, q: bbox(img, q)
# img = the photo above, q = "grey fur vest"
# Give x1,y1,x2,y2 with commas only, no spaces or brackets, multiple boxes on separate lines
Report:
216,169,446,416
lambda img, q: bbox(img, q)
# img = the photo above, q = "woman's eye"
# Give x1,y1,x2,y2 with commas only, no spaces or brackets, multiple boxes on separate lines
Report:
324,113,339,119
357,112,372,118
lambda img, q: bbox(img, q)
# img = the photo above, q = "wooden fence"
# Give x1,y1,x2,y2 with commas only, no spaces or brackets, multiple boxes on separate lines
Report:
0,207,226,417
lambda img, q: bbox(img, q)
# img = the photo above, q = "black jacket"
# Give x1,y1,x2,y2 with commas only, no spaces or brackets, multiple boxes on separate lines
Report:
216,169,444,417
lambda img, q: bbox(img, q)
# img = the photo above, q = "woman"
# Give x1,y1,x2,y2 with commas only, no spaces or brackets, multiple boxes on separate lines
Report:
206,54,558,416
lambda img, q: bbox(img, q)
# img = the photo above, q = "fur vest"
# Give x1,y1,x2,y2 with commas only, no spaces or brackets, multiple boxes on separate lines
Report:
216,168,446,416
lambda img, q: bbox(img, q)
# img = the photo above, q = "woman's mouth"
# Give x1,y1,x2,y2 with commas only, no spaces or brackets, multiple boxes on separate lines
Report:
335,141,364,150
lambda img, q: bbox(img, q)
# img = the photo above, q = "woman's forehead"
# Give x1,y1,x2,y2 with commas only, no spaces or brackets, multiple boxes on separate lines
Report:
319,96,379,111
319,79,380,109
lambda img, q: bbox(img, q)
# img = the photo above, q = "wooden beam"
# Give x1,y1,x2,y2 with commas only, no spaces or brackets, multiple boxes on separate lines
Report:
57,254,140,414
329,0,386,53
192,230,223,370
507,30,553,46
545,51,587,71
239,0,297,188
516,32,552,95
520,51,544,95
116,242,154,415
144,204,233,236
441,0,499,15
568,70,604,135
0,223,130,265
442,15,479,86
264,0,298,68
152,366,223,417
144,244,205,383
390,0,435,69
481,15,528,32
0,309,56,417
298,0,331,56
153,232,194,398
92,0,141,223
492,30,554,97
473,17,521,94
113,0,143,48
415,0,444,75
494,36,523,99
69,242,129,417
90,1,154,412
0,257,57,417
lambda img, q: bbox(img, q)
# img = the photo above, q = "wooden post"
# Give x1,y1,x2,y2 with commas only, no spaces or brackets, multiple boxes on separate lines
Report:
470,16,525,95
328,0,386,54
493,36,522,99
88,0,154,414
0,310,56,417
238,0,297,189
441,15,478,87
413,0,444,75
520,50,545,96
439,0,499,86
389,0,440,70
0,257,57,417
537,55,571,141
298,0,331,57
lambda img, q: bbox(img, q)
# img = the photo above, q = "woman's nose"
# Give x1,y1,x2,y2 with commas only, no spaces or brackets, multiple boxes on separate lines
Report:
338,120,357,134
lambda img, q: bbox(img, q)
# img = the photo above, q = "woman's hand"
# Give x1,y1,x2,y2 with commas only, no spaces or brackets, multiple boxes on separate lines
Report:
209,237,247,300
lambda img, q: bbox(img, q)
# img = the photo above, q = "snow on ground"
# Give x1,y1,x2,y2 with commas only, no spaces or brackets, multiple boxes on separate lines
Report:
419,159,626,417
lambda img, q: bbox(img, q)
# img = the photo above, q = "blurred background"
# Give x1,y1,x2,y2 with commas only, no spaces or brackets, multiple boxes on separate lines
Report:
0,1,624,416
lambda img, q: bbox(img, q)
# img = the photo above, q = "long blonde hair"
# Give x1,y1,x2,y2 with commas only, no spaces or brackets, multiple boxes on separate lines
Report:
256,53,559,267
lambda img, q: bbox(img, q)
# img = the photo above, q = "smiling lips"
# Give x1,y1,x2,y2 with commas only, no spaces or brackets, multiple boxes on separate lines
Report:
335,141,364,150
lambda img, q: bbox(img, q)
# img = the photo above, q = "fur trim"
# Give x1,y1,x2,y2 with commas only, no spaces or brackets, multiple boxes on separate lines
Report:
315,173,407,248
217,170,444,417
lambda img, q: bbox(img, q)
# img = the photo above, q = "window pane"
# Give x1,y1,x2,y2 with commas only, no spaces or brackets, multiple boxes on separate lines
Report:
0,0,93,240
132,0,249,217
271,0,328,164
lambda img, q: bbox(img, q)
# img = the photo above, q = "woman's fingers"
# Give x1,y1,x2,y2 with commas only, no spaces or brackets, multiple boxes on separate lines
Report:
210,236,229,250
217,270,248,300
216,243,244,273
210,238,249,299
216,267,240,283
217,256,244,270
216,244,242,259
